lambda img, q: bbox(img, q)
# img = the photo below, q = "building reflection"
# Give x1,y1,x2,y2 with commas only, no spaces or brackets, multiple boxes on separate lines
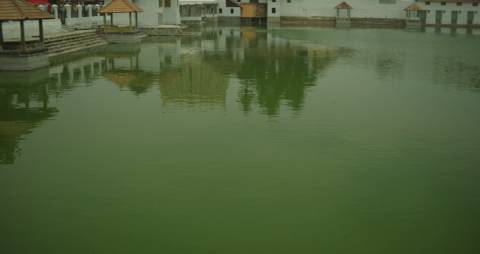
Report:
0,28,351,163
0,70,57,164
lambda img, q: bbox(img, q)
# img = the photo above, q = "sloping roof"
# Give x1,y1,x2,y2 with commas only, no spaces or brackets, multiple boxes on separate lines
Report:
404,3,422,11
100,0,143,14
0,0,53,21
417,0,477,2
335,1,352,9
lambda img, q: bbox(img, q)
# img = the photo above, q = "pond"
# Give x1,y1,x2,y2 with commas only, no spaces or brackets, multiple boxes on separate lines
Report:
1,27,480,254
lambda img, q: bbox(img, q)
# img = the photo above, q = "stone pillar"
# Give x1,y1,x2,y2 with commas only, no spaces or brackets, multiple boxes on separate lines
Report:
0,21,3,45
20,20,25,51
38,4,47,12
87,5,93,17
65,4,72,19
0,20,3,45
96,5,101,16
39,19,44,42
77,4,83,18
135,12,138,28
52,4,59,19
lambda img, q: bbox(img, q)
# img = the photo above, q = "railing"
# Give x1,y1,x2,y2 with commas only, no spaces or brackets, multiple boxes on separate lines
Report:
37,4,105,25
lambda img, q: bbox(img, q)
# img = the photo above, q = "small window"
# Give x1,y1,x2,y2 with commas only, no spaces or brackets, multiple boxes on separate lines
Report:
272,8,276,14
230,8,234,14
441,2,446,5
425,1,430,5
287,0,291,3
272,0,276,2
165,0,171,8
474,2,479,6
219,8,222,14
457,2,462,6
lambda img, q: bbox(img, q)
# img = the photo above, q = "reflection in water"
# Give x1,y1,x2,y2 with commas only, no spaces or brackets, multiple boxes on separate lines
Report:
1,27,479,164
0,28,352,163
102,45,157,95
159,55,230,106
0,71,57,164
236,35,346,115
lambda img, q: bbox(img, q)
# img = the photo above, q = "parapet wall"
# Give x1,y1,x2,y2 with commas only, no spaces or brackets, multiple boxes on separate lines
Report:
280,16,405,29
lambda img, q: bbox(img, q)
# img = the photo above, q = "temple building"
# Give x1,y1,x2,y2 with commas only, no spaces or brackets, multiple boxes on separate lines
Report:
130,0,181,26
211,0,479,28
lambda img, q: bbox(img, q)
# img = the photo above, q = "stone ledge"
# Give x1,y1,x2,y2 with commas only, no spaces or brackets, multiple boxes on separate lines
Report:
0,52,49,71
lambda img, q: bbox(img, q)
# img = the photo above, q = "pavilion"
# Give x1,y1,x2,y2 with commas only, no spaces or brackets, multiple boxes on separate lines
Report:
404,2,424,29
334,2,352,28
99,0,145,43
0,0,53,70
100,0,143,31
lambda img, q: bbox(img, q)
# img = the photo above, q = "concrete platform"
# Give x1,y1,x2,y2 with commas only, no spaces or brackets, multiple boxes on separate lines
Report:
0,50,49,71
103,32,147,44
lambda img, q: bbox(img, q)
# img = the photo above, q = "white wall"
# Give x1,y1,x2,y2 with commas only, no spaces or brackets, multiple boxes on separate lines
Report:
114,0,180,26
2,20,63,40
217,0,241,17
163,0,182,25
268,0,281,18
422,2,480,25
280,0,414,19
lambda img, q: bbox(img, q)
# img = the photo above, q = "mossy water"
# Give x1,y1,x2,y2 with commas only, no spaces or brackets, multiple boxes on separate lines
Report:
1,27,480,254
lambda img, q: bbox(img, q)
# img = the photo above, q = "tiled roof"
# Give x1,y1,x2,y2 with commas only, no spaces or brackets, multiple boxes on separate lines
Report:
335,1,352,9
100,0,143,14
404,3,423,11
0,0,53,21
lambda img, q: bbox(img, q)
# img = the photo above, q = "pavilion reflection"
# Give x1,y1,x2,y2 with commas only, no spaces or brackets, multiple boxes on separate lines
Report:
100,44,157,95
0,70,57,164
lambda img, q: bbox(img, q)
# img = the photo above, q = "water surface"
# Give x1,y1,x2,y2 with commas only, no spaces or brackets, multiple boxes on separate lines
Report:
1,27,480,254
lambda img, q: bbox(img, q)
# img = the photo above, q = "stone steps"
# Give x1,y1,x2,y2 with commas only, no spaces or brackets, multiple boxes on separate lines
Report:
48,38,107,55
44,30,107,58
46,34,100,50
48,41,107,59
44,30,97,42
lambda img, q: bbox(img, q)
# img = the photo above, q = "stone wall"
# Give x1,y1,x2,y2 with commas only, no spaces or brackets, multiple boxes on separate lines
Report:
280,17,336,27
0,52,49,71
351,18,406,28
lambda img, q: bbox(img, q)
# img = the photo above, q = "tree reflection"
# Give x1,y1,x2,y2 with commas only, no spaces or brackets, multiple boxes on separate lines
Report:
158,55,230,106
201,29,352,116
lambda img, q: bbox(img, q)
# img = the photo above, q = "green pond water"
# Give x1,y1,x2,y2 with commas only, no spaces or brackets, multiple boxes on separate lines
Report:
1,27,480,254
